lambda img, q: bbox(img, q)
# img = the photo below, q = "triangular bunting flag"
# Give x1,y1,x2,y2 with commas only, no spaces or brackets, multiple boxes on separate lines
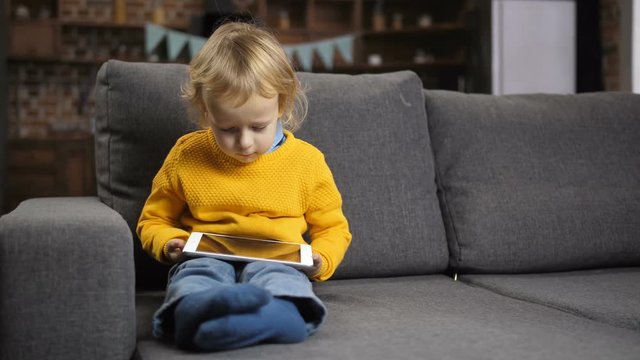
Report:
335,35,355,64
167,30,189,61
315,40,335,71
145,23,167,55
295,43,314,72
189,36,207,59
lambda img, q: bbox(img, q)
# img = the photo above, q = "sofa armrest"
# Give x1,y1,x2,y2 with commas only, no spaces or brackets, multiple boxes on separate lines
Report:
0,197,135,360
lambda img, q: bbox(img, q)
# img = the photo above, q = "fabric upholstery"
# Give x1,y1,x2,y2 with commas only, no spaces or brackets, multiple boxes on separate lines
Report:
296,72,448,279
94,61,448,289
0,197,136,360
461,267,640,331
95,61,197,289
425,90,640,273
134,276,640,360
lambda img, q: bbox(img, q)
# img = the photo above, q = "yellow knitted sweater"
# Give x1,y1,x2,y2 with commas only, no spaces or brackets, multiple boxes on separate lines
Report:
137,129,351,281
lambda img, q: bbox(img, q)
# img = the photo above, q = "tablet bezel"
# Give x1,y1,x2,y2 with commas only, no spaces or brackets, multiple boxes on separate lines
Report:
183,232,314,269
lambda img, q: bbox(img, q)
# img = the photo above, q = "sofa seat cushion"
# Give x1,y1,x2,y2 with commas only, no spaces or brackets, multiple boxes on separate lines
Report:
135,276,640,360
425,90,640,273
461,267,640,331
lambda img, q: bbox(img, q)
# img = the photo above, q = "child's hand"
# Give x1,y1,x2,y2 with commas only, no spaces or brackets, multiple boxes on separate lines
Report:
302,252,323,279
166,239,186,263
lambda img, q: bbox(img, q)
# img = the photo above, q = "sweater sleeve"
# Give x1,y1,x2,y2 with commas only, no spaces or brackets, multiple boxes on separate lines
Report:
305,154,352,282
137,142,190,264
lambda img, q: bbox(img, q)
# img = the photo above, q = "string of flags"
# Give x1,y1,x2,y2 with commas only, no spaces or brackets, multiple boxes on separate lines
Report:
145,23,354,71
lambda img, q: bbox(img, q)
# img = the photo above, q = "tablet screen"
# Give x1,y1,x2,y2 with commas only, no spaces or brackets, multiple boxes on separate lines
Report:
197,233,302,263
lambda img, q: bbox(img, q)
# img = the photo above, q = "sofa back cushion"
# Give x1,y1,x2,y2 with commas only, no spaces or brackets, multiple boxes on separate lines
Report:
425,90,640,273
95,60,448,289
296,72,448,279
95,61,197,288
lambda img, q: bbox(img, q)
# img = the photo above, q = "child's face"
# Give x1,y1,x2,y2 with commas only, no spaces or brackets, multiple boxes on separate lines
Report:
206,93,280,164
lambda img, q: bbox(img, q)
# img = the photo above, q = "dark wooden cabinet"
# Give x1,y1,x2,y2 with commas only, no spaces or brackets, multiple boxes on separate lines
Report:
5,134,96,213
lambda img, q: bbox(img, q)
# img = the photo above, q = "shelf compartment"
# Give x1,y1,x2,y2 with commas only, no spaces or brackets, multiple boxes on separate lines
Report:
263,0,308,33
310,0,358,34
361,0,468,32
360,23,467,37
9,20,59,58
330,60,465,73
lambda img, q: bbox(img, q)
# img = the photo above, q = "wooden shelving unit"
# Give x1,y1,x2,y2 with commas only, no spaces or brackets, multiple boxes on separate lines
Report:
6,0,475,136
3,0,476,212
250,0,474,90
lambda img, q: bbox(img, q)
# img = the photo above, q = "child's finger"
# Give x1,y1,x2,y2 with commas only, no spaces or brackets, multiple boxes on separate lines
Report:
312,253,322,267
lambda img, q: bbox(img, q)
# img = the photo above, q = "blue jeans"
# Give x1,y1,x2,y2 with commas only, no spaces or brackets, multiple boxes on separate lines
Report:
152,257,327,339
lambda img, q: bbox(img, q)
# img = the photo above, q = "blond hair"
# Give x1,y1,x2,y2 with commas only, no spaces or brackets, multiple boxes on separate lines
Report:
182,21,307,131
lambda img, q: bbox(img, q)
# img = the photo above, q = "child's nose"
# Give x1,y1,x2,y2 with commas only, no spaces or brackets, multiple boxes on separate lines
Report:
237,130,253,150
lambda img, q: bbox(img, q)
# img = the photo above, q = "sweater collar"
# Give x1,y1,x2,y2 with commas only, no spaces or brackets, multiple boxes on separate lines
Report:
207,128,295,167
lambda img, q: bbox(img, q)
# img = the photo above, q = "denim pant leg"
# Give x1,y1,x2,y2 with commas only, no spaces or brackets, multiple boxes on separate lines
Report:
152,257,236,339
239,261,327,335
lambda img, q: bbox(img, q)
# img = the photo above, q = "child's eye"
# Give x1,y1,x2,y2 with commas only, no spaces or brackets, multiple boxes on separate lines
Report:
219,127,236,133
252,126,267,131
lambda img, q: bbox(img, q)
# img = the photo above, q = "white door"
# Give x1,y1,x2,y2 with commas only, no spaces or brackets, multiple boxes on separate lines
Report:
492,0,576,94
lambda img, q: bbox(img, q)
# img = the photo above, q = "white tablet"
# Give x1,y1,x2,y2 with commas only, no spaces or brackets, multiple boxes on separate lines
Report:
183,232,314,269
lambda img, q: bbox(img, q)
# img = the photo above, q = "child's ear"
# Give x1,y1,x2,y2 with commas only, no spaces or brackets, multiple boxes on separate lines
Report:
202,110,216,129
277,95,286,117
205,110,213,122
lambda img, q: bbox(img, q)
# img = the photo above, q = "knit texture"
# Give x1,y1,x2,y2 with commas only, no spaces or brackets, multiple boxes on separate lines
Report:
137,129,351,281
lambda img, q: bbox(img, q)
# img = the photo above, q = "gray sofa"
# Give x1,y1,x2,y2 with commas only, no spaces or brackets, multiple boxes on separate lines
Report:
1,60,639,360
